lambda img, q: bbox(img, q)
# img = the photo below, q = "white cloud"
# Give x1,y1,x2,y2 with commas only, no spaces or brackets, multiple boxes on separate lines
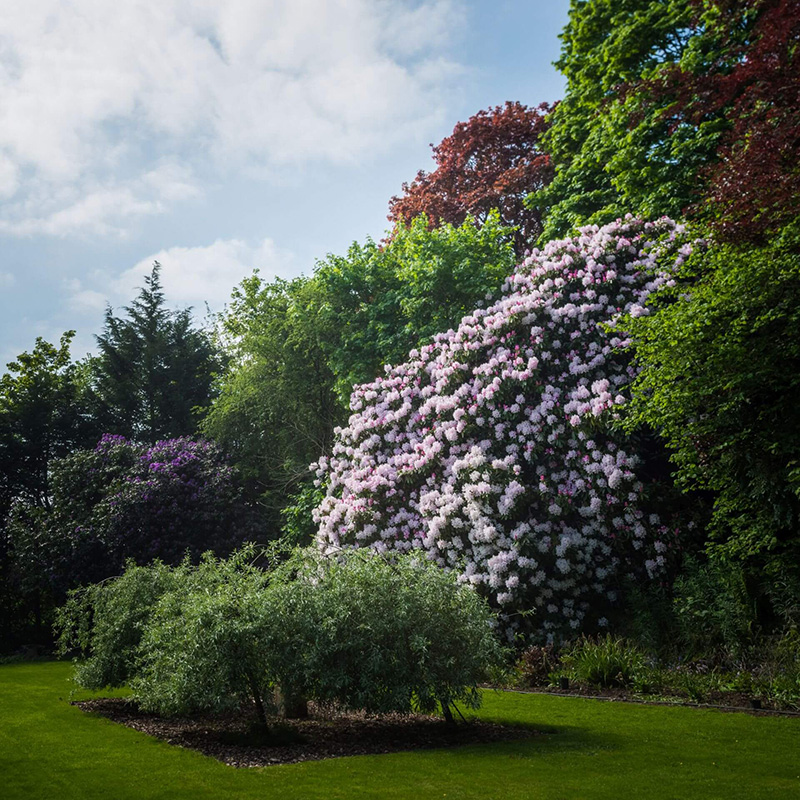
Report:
0,271,14,288
66,287,108,313
67,237,294,315
119,238,293,309
0,163,200,237
0,0,464,236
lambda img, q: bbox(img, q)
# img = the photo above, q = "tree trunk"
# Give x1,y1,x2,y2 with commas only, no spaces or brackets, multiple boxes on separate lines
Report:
440,697,455,726
247,672,268,727
274,685,309,719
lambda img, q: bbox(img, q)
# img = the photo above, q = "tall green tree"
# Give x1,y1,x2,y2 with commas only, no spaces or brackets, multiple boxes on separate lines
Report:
535,0,798,243
92,263,222,444
631,0,800,243
314,213,517,402
625,230,800,627
203,273,342,529
0,333,100,647
205,215,517,534
0,333,98,516
533,0,700,240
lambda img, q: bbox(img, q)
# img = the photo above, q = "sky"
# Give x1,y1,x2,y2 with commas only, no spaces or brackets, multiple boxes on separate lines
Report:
0,0,571,370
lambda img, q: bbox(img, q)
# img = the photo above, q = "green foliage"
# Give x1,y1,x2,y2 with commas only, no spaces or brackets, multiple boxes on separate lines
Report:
279,481,326,547
132,551,273,720
533,0,700,240
634,646,800,710
205,214,516,524
533,0,789,242
0,333,102,650
61,547,503,724
536,0,797,242
56,560,185,690
314,213,516,401
264,549,505,719
202,273,342,529
625,233,800,627
763,631,800,709
560,635,647,689
672,557,757,660
0,332,99,513
92,263,223,444
615,580,681,658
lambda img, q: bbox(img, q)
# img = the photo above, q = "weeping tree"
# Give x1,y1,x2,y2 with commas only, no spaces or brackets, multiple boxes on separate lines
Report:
58,548,504,726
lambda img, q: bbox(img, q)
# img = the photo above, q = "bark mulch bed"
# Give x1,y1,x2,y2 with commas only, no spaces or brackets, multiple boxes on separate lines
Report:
75,698,539,768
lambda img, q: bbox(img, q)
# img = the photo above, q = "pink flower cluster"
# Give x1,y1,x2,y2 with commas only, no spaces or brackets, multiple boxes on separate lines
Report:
313,217,689,639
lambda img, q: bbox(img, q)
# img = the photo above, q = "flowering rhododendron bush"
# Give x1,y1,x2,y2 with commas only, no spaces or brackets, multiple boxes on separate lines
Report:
7,434,262,596
94,435,258,565
313,217,692,638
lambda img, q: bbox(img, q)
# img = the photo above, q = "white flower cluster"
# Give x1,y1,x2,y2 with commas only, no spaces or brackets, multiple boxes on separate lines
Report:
313,217,688,639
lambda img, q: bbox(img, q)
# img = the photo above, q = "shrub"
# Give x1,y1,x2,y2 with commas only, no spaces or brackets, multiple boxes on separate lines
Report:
673,557,757,661
55,560,185,689
265,549,505,722
132,553,273,721
12,435,264,600
560,635,647,689
313,217,692,639
514,644,561,687
61,547,504,725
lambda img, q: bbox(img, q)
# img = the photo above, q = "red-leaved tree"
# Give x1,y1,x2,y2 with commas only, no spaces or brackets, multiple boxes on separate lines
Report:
650,0,800,242
388,101,555,255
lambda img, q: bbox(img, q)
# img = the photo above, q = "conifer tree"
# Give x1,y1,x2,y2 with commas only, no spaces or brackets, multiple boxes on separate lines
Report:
92,263,221,443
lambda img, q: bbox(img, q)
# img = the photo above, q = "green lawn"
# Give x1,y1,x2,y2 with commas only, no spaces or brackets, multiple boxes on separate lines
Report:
2,661,799,800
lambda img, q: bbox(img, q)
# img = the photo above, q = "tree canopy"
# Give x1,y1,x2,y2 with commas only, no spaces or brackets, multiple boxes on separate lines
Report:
532,0,800,244
625,230,800,622
92,263,222,443
532,0,703,240
205,215,517,529
0,333,99,516
389,102,554,255
314,213,517,401
202,273,342,529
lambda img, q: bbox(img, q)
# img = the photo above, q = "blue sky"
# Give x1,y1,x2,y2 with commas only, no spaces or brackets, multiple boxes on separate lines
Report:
0,0,570,369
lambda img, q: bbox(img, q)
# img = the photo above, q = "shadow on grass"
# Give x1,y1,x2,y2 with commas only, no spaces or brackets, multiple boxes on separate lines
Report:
460,712,623,761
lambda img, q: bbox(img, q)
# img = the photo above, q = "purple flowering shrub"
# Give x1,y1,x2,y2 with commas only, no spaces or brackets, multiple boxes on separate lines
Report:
313,217,693,639
13,434,262,592
98,435,258,565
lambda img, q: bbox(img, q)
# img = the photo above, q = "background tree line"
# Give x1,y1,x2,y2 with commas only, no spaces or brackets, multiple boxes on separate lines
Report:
2,0,798,664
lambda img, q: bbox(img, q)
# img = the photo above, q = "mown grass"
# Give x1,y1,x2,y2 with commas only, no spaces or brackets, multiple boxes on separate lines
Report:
2,661,799,800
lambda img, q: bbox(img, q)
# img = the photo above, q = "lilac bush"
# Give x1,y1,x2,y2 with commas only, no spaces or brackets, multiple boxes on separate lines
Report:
313,217,693,639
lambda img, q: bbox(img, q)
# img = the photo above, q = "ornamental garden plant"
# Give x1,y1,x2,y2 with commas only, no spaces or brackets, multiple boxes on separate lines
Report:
5,434,262,646
313,217,693,640
57,547,504,727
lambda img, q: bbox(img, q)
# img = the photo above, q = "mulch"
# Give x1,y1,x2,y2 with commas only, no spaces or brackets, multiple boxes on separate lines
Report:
74,698,540,768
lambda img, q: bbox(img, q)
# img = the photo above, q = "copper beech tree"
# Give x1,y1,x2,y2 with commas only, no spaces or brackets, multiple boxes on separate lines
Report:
388,101,554,255
648,0,800,242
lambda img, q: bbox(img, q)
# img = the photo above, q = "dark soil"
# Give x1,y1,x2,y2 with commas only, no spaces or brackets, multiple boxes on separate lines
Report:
75,698,539,768
510,684,800,715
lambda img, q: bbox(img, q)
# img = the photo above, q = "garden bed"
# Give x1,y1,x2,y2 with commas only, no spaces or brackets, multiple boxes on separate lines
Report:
505,685,800,716
75,698,539,767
